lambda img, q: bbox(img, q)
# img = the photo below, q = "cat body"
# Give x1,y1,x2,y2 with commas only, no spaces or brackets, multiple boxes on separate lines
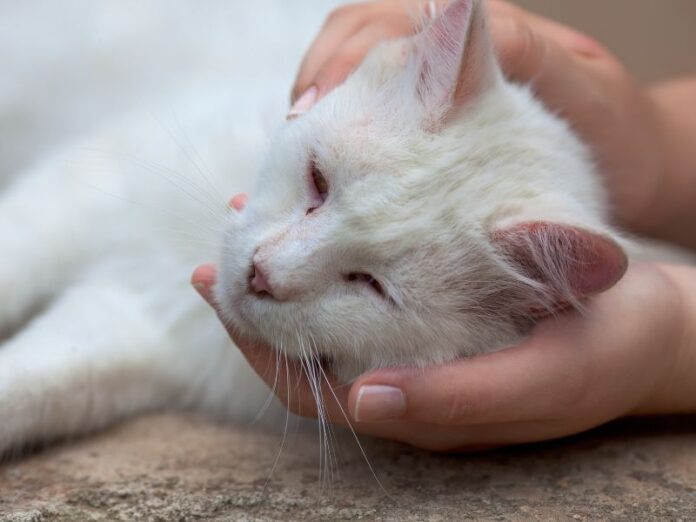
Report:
0,0,636,455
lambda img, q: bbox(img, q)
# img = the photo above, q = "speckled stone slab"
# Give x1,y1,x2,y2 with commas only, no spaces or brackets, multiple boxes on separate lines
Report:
1,414,695,521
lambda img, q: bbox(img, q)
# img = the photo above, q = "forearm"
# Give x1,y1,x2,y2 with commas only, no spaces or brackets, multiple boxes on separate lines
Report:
633,263,696,415
646,76,696,249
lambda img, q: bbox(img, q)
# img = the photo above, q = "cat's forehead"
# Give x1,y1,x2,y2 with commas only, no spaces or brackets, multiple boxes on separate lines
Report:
336,184,480,263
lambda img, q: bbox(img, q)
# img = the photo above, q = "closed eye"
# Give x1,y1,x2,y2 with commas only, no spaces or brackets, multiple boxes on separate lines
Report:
307,159,328,214
345,272,389,300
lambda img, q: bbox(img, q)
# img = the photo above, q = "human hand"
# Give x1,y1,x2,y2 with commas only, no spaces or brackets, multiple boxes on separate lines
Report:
193,248,695,451
290,0,668,239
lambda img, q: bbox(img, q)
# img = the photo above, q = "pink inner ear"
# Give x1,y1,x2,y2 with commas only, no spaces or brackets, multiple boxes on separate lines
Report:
492,222,628,301
416,0,497,124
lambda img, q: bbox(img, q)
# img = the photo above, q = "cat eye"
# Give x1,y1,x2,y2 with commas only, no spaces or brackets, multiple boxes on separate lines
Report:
346,272,387,299
307,161,328,214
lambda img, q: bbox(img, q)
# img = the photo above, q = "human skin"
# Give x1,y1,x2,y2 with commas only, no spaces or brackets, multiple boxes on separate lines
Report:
191,0,696,450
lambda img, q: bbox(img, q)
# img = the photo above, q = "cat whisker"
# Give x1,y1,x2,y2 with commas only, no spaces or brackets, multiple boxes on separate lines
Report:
78,164,229,241
77,148,230,237
308,334,340,487
263,346,292,495
251,341,282,426
165,109,229,203
313,353,390,498
298,331,334,488
152,110,228,204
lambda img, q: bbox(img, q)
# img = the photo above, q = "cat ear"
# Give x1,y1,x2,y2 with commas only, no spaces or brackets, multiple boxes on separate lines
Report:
491,222,628,314
414,0,499,127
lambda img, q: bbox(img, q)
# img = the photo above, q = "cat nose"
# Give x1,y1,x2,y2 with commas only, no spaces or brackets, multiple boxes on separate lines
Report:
249,261,275,298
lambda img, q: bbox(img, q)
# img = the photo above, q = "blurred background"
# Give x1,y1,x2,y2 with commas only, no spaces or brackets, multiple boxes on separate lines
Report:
1,0,694,185
515,0,695,83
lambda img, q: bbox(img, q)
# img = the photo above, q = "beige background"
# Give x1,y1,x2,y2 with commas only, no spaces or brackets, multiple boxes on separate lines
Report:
513,0,695,83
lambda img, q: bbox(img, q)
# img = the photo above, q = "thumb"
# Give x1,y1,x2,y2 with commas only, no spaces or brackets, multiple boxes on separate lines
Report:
191,263,218,304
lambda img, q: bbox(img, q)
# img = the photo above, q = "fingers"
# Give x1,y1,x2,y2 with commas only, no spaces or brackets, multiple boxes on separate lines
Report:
309,16,414,101
347,321,590,427
489,0,607,59
292,3,368,103
191,263,217,302
291,1,419,110
490,15,615,134
290,0,614,124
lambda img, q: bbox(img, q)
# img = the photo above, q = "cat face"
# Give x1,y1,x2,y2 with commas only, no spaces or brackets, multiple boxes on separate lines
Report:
215,0,627,380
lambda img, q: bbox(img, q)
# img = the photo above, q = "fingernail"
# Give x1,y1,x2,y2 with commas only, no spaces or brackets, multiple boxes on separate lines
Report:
287,86,318,120
353,385,406,422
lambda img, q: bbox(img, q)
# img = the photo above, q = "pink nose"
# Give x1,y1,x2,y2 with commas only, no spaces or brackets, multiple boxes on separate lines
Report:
249,261,274,297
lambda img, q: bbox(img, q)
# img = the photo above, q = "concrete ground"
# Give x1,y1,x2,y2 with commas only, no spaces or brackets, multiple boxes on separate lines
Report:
1,414,695,521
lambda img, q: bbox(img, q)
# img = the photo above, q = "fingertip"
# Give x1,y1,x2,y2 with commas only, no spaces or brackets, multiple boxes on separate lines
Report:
351,384,407,423
348,367,417,422
228,193,248,211
191,263,218,303
287,85,319,120
291,79,310,105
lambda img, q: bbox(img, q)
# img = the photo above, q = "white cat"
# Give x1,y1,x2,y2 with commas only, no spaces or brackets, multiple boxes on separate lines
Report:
1,0,629,455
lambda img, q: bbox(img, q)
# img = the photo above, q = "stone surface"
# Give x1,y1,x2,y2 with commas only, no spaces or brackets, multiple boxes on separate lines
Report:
1,414,695,521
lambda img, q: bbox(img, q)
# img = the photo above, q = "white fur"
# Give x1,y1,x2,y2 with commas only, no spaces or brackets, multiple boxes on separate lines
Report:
0,0,681,455
0,0,341,454
215,0,618,381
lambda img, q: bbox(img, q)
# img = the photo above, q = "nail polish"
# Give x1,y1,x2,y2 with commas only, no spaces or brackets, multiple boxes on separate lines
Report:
287,86,318,120
353,385,407,422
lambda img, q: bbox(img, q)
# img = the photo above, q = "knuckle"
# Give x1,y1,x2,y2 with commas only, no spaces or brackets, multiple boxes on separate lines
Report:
440,388,488,424
510,19,539,66
331,50,359,69
498,18,544,78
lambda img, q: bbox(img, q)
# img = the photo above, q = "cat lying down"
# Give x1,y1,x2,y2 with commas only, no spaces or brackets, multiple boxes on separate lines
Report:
0,0,664,456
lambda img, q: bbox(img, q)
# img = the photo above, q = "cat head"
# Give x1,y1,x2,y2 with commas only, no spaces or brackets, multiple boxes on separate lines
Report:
215,0,627,381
